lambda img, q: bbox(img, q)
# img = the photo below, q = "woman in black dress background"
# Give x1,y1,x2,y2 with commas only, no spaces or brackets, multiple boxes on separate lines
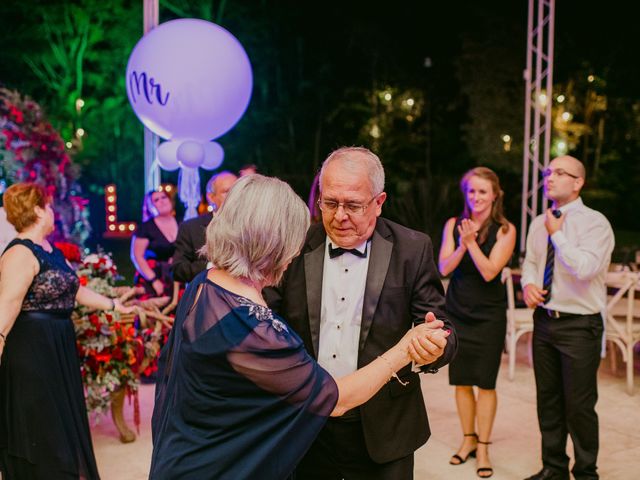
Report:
438,167,516,478
131,189,179,297
0,183,133,479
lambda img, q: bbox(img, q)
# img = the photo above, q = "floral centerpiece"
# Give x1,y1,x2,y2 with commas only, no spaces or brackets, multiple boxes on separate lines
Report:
56,241,174,441
69,248,145,418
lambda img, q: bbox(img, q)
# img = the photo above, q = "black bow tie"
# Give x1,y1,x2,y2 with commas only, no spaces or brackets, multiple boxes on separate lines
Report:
329,244,368,259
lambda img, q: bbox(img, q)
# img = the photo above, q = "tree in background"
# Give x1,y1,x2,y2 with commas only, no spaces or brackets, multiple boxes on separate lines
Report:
0,0,144,232
0,0,637,252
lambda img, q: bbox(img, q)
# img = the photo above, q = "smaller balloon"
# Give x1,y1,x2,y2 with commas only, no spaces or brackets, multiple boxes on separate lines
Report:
177,141,205,168
201,142,225,170
156,141,181,171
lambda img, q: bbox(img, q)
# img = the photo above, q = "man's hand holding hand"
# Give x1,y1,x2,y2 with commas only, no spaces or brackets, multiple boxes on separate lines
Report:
408,312,450,366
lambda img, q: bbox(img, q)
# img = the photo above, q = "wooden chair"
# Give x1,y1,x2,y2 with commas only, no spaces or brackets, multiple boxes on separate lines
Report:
503,267,535,380
605,270,640,395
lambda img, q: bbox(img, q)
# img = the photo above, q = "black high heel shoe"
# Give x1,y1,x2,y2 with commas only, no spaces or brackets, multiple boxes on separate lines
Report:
449,433,478,465
476,440,493,478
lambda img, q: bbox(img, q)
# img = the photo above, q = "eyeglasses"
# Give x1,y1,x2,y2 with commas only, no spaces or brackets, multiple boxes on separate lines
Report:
317,195,379,216
542,168,580,179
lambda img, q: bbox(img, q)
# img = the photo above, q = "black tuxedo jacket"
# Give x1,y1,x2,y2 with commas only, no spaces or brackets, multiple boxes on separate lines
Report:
171,213,213,283
265,217,457,463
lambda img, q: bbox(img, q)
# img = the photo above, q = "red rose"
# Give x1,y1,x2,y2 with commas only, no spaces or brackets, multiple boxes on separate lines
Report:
54,241,82,262
112,347,124,360
89,314,101,328
95,352,112,363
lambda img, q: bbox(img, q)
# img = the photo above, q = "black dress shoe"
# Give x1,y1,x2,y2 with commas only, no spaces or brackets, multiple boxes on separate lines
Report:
524,468,569,480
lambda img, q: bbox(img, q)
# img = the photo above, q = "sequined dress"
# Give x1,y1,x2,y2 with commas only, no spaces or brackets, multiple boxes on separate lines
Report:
0,238,100,480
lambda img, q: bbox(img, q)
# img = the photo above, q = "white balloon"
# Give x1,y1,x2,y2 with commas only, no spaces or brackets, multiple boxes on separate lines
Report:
156,141,181,171
126,19,253,142
177,141,205,168
201,142,224,170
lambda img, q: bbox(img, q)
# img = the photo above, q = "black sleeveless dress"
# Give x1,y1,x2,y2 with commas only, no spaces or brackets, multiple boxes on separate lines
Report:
134,218,177,296
0,239,100,480
446,220,507,389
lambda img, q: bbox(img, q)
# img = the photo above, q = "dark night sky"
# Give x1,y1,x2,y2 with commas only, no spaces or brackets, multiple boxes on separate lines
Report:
1,0,637,110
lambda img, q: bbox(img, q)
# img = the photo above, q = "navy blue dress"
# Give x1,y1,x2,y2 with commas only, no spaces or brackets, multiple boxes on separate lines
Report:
150,271,338,480
0,239,99,480
446,220,508,390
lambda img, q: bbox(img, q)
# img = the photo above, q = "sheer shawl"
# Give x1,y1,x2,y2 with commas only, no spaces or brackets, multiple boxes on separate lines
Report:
150,271,338,480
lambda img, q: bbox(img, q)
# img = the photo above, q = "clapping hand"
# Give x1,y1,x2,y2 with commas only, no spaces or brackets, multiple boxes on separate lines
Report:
457,218,478,248
407,312,450,366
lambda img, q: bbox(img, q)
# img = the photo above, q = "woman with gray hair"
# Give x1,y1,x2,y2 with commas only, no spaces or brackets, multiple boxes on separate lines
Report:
150,175,448,480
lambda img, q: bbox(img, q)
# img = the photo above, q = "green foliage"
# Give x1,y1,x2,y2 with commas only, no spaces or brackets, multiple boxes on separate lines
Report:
1,0,637,243
0,0,144,225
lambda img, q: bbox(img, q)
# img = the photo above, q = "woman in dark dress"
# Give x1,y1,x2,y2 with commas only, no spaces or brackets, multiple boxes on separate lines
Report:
150,175,449,480
131,189,179,297
438,167,516,478
0,183,133,480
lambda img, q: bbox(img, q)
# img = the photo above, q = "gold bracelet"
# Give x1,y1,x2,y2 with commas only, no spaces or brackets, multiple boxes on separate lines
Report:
378,355,409,386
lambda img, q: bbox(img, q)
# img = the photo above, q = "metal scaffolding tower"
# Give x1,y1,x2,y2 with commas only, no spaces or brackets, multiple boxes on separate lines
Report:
520,0,555,258
143,0,160,192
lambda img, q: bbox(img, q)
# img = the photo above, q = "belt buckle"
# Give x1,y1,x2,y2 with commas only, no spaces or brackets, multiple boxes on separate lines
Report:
546,308,560,319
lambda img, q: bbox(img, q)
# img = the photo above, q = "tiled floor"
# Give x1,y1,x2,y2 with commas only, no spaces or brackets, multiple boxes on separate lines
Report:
92,341,640,479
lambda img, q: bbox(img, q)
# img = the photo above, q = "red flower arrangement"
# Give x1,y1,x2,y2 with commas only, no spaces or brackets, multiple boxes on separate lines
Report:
0,87,91,245
68,249,144,418
74,309,146,417
64,245,172,427
54,241,82,263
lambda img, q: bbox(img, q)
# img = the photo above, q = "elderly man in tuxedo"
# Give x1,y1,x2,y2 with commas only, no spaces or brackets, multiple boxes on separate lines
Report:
171,171,237,283
265,147,457,480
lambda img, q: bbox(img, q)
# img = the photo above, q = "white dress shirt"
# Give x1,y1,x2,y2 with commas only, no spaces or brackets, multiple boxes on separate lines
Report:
521,197,615,315
318,239,370,378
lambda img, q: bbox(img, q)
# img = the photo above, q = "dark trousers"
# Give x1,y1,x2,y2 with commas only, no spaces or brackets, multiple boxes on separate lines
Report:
532,309,603,480
294,416,414,480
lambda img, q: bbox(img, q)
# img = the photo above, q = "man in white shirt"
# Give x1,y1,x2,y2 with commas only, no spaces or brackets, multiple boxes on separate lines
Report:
521,156,614,480
266,147,456,479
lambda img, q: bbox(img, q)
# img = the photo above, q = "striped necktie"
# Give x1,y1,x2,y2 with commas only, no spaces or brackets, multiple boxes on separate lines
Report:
542,209,562,302
542,236,554,303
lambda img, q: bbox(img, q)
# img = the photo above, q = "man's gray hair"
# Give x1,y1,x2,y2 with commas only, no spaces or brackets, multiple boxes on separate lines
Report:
202,175,310,286
319,147,385,195
206,171,235,195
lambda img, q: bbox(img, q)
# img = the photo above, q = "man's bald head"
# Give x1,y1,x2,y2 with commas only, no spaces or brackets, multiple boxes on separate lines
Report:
552,156,586,179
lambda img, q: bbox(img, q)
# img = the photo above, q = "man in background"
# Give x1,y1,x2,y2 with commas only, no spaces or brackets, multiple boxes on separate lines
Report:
522,155,614,480
239,163,258,177
171,171,237,283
